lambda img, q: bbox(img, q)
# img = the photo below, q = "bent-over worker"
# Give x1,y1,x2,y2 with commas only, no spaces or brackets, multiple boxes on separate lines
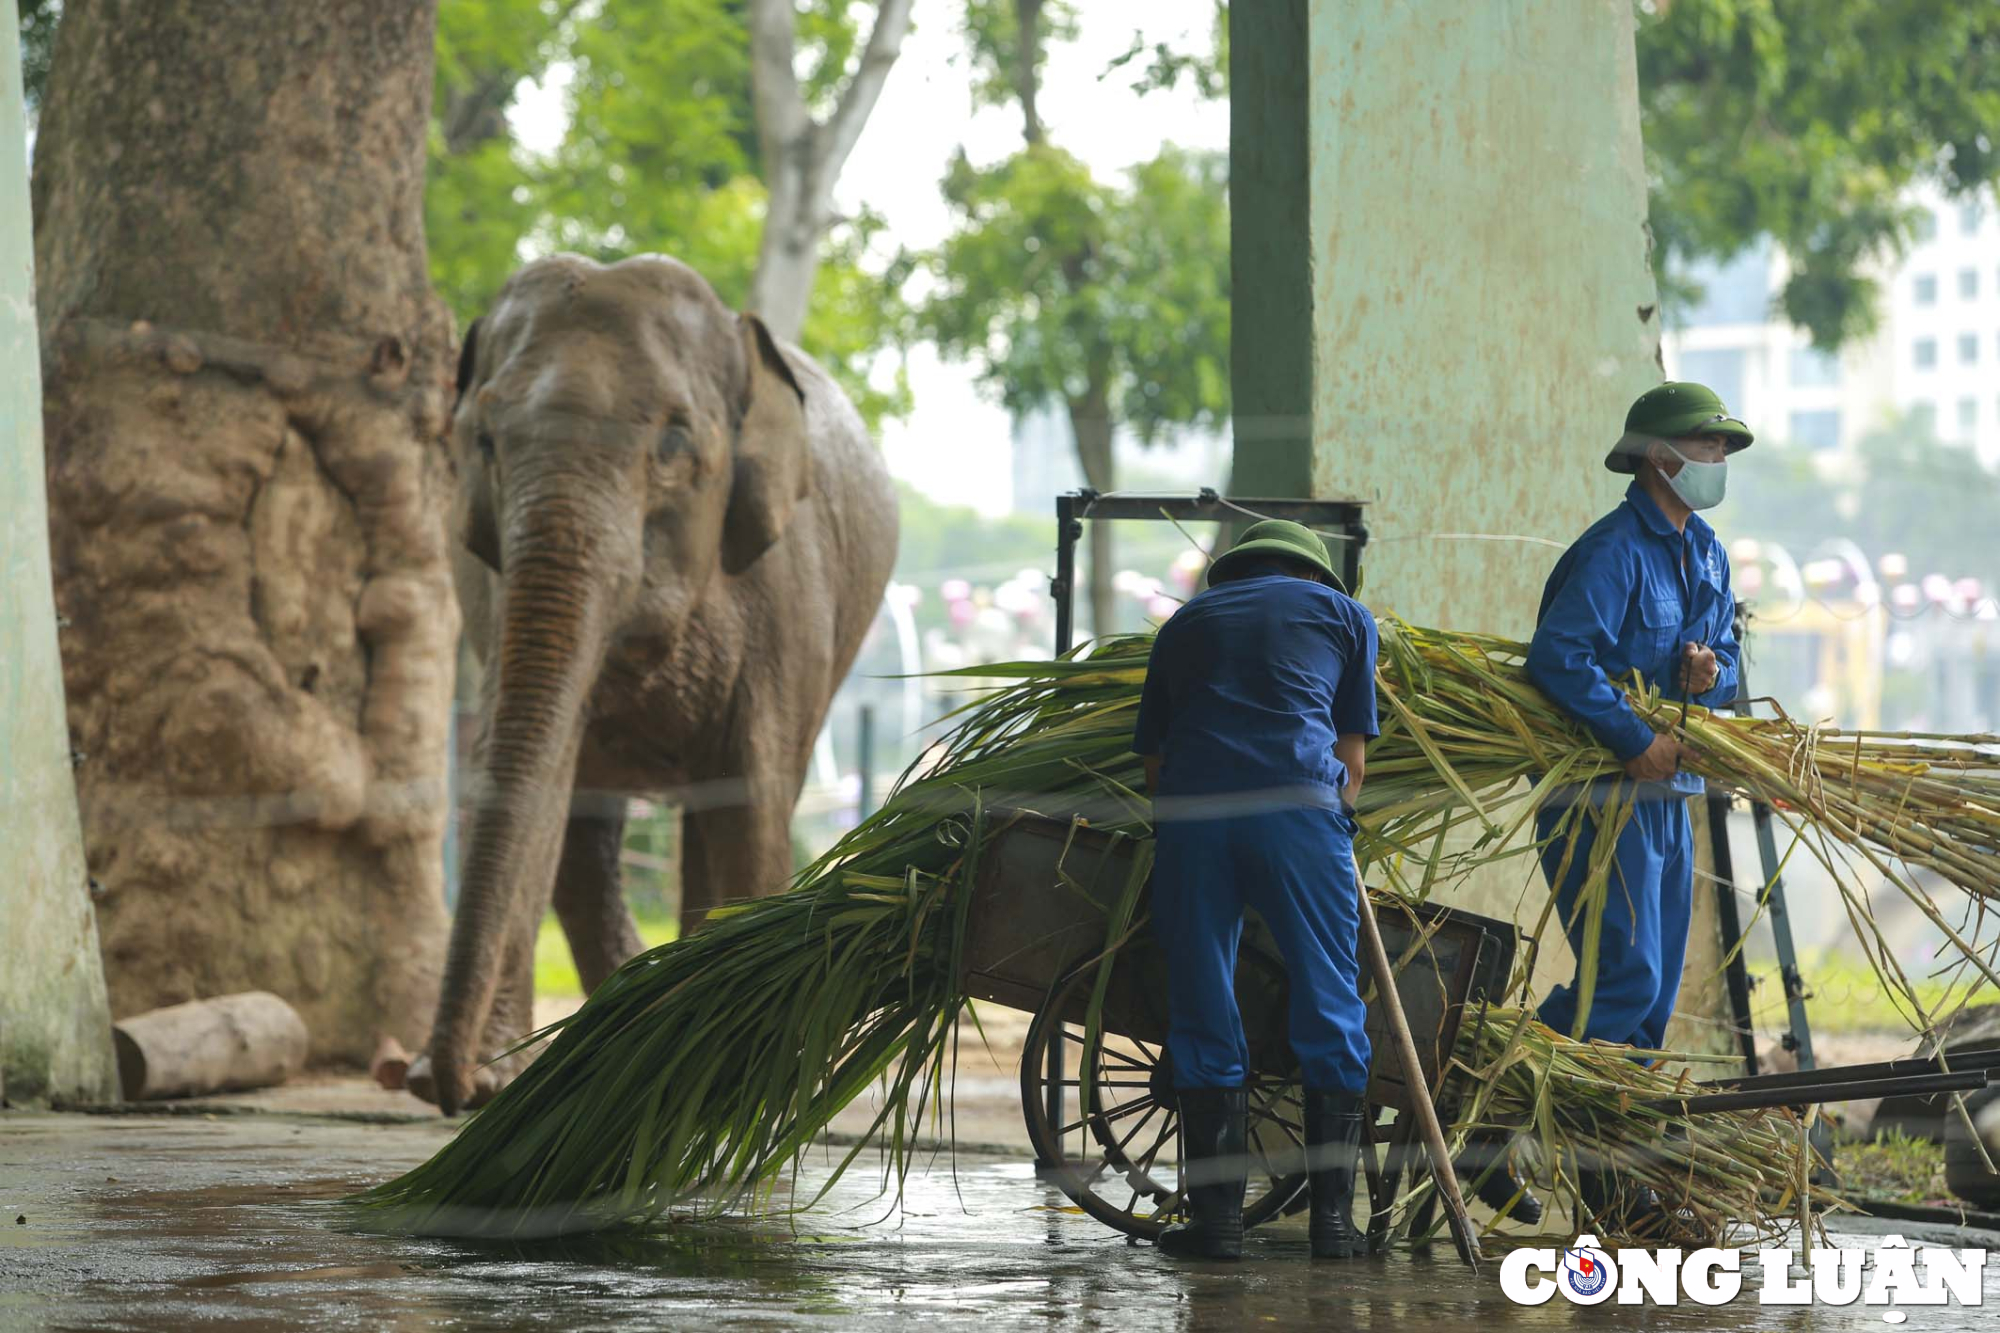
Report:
1132,519,1379,1262
1524,380,1749,1234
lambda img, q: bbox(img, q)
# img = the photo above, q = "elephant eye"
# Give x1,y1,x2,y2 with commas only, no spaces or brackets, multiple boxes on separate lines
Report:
658,420,694,457
476,431,496,461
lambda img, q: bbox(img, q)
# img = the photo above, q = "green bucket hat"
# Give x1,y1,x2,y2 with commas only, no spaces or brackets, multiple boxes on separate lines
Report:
1605,381,1755,474
1208,519,1339,587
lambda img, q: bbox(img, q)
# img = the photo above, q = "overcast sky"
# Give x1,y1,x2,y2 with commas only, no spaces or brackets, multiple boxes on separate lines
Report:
513,1,1225,516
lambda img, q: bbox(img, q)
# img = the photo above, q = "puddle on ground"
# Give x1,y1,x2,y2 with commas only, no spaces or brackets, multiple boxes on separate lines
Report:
2,1114,1994,1331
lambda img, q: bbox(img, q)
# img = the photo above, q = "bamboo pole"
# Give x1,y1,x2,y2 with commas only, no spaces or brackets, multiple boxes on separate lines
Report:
1353,852,1481,1272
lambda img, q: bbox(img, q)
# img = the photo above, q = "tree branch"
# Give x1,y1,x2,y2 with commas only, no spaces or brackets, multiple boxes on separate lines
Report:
745,0,810,166
821,0,916,181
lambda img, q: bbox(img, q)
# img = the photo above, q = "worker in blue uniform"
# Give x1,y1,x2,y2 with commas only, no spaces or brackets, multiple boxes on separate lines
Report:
1131,519,1379,1262
1524,380,1751,1234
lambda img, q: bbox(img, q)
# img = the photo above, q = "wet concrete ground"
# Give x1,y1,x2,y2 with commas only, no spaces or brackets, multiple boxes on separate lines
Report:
3,1111,1997,1331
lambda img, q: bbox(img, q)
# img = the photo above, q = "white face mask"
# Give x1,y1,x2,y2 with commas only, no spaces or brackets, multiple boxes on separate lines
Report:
1661,443,1728,510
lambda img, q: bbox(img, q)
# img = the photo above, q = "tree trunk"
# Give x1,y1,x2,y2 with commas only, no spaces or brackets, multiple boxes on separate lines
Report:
32,0,458,1066
112,991,309,1100
746,139,824,342
1067,386,1117,638
1015,0,1047,146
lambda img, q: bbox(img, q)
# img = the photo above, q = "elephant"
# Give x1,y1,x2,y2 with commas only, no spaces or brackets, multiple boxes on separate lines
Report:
407,253,897,1114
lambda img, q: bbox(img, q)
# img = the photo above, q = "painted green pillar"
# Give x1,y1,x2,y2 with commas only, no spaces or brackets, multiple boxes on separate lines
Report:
1232,2,1733,1055
1,3,119,1105
1233,0,1663,633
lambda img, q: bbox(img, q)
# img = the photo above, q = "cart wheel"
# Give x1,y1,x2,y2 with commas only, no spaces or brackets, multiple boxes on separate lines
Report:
1021,955,1308,1241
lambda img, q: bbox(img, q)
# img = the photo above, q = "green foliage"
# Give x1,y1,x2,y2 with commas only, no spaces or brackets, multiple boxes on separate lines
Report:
15,0,57,115
1066,1,2000,354
424,0,909,425
1843,422,2000,580
921,143,1230,439
1637,0,2000,348
892,483,1050,588
1720,416,2000,581
958,0,1079,117
1105,0,1227,99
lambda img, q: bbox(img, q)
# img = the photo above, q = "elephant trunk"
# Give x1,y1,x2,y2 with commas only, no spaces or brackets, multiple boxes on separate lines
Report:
429,520,620,1115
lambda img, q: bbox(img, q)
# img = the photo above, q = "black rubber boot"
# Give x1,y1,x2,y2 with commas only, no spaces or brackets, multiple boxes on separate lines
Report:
1303,1088,1367,1259
1157,1087,1248,1261
1455,1128,1544,1226
1576,1168,1699,1243
1575,1166,1617,1228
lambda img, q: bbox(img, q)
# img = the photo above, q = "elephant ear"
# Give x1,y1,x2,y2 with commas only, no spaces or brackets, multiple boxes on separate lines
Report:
723,312,811,573
455,317,502,572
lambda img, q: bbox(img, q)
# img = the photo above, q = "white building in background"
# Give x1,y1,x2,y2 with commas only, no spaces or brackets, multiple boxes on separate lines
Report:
1662,184,2000,469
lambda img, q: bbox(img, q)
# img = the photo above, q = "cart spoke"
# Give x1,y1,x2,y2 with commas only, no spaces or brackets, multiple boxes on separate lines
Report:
1110,1102,1162,1157
1144,1184,1187,1223
1059,1095,1158,1137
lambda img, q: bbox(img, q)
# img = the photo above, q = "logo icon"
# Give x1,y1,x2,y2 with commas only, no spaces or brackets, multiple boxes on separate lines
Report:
1559,1235,1618,1305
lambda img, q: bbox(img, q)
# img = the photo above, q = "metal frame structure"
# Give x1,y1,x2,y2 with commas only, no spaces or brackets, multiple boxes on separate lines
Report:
1707,609,1820,1075
1049,489,1369,655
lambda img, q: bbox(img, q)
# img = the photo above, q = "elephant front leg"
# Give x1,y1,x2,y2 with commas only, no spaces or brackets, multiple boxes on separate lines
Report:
405,915,539,1110
680,773,799,929
552,797,644,993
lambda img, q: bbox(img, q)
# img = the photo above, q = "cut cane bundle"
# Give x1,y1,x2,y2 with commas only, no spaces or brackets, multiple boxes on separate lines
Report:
1447,1008,1844,1246
355,622,1998,1238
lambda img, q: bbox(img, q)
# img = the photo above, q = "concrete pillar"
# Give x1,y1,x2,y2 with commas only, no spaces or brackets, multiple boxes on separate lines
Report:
1234,0,1664,630
1,3,119,1105
1231,0,1731,1050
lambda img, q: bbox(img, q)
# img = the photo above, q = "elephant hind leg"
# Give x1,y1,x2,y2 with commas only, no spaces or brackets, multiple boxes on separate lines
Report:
552,796,644,994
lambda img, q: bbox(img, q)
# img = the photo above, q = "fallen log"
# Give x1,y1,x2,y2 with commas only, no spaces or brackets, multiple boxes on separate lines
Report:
112,992,308,1100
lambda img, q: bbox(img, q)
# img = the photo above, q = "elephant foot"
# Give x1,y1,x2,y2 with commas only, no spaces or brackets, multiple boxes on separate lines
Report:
403,1051,516,1114
371,1035,413,1090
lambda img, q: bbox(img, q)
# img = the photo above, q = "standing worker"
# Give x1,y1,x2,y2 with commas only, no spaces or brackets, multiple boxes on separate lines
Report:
1524,381,1749,1232
1131,519,1379,1262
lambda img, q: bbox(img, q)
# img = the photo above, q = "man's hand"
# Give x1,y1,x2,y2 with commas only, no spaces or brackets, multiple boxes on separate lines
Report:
1624,731,1698,782
1678,641,1718,696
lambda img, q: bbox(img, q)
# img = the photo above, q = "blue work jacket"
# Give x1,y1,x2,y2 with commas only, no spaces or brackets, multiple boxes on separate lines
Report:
1525,482,1739,797
1132,574,1380,810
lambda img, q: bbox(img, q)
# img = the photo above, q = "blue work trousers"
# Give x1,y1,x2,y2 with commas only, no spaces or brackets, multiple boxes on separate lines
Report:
1150,806,1372,1095
1535,793,1693,1050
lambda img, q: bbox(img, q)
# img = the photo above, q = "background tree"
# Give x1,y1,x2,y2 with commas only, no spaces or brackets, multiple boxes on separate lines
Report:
425,0,584,320
1638,0,2000,349
1088,0,2000,353
924,0,1229,636
32,0,459,1062
422,0,912,425
923,145,1230,637
744,0,913,340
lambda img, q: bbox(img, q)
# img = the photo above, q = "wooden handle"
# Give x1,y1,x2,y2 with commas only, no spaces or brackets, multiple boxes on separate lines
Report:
1353,863,1482,1272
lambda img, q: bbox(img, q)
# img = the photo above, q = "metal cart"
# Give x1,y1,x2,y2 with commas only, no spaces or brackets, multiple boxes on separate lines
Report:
961,809,1517,1245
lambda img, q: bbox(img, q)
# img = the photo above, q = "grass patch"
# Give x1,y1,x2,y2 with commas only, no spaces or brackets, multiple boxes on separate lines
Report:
1837,1130,1950,1204
534,911,680,998
1750,948,1998,1036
